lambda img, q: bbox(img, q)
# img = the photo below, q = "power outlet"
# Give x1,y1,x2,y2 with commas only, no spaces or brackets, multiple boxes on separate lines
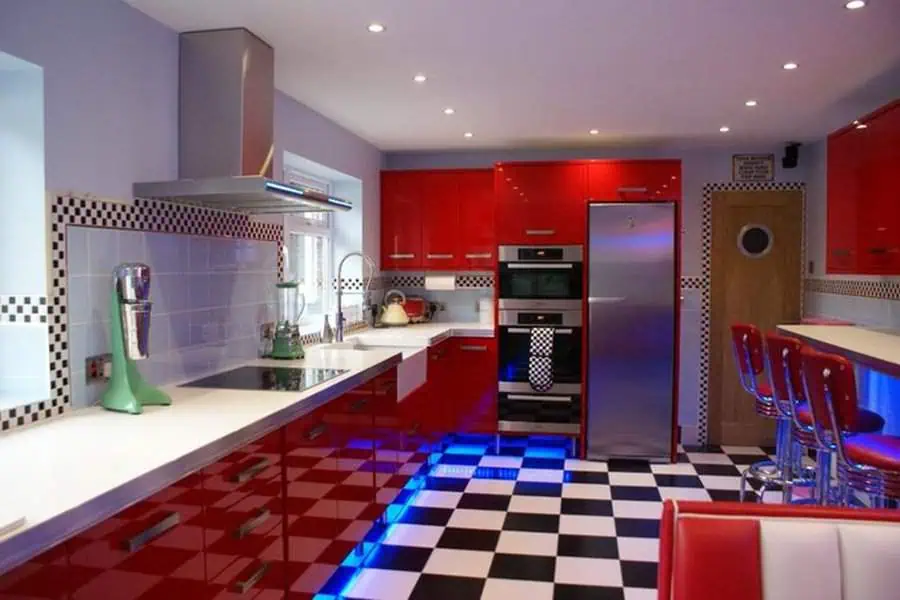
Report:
85,354,112,383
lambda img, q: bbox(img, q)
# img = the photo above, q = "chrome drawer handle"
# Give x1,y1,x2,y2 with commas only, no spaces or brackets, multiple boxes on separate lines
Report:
525,229,555,236
388,253,415,259
426,253,454,259
233,508,271,539
305,423,327,441
122,511,180,553
460,345,487,352
465,253,492,259
350,398,368,412
234,561,270,594
618,186,648,193
230,457,271,484
507,394,571,403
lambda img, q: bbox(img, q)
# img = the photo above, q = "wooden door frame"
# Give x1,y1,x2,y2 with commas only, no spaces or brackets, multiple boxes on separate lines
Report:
696,182,806,446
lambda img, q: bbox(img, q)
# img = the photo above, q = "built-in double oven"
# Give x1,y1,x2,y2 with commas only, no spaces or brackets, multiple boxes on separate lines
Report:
497,245,583,435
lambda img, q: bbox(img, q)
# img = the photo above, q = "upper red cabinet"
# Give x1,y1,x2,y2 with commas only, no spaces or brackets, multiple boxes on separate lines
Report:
588,159,682,201
421,172,462,270
381,171,424,270
495,162,587,244
457,170,496,269
826,98,900,274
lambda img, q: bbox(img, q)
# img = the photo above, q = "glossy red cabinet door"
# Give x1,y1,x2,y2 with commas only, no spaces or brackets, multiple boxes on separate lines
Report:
826,129,862,273
283,406,341,599
202,430,286,599
68,473,209,600
588,160,681,201
857,103,900,273
495,163,587,244
381,171,423,270
0,542,72,599
454,337,499,435
458,170,497,269
421,172,462,270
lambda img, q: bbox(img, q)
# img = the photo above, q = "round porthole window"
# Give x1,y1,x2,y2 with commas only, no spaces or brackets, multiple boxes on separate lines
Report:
738,224,773,258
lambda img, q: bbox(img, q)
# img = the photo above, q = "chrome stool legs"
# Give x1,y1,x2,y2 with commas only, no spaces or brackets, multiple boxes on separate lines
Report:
739,419,815,503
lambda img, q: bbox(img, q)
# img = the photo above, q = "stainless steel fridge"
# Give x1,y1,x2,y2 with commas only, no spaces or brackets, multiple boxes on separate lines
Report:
586,202,678,462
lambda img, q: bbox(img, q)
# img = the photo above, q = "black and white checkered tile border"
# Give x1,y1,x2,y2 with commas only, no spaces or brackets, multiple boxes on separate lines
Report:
0,193,285,434
805,277,900,300
699,182,805,445
456,273,494,289
388,274,427,288
0,295,48,324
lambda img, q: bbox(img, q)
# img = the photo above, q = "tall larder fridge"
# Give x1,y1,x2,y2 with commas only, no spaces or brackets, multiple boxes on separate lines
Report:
586,202,678,462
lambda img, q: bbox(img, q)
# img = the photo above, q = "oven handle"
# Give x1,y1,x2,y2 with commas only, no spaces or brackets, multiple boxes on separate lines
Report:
506,394,572,403
506,327,574,335
505,263,574,270
588,296,627,304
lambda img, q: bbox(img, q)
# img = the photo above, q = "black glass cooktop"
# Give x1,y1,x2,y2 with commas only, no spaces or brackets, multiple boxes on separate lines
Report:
180,366,348,392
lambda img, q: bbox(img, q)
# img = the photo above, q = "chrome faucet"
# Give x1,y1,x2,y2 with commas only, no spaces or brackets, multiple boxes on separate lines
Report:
336,251,375,342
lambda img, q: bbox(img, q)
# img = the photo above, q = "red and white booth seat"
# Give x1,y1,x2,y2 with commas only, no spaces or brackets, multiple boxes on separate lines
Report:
657,500,900,600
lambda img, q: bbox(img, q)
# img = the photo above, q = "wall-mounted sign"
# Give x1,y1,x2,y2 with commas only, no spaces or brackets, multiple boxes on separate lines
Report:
732,154,775,182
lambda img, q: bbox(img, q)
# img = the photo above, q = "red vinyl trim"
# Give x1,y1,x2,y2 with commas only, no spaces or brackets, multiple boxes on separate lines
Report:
668,499,900,523
657,501,676,600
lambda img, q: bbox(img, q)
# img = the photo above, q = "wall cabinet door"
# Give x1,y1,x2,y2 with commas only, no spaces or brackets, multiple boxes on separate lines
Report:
826,129,861,273
421,172,462,270
458,170,497,269
0,541,71,599
381,172,423,270
588,160,681,202
495,163,587,244
68,473,209,600
857,104,900,273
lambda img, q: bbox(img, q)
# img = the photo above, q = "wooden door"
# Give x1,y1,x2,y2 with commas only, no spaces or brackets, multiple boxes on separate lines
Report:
709,190,803,445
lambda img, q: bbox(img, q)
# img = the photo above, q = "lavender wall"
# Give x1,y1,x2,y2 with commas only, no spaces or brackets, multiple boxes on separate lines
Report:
0,0,179,200
274,91,384,264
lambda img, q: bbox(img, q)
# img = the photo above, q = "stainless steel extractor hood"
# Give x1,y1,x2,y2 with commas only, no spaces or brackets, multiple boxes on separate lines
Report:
133,28,351,214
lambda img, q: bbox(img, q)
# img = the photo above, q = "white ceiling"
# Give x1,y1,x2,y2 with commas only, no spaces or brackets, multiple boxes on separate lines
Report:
125,0,900,151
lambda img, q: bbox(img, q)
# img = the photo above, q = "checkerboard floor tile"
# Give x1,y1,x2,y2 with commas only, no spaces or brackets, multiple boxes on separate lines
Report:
319,436,779,599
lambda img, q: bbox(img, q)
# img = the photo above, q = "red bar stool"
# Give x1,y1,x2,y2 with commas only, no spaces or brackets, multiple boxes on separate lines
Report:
799,348,893,507
730,324,792,501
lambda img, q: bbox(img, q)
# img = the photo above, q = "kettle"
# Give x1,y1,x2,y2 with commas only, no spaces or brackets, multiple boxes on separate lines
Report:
381,289,410,326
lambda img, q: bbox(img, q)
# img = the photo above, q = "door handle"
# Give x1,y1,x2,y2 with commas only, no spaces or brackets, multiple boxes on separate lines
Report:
618,187,648,193
122,512,180,552
588,296,626,304
465,253,492,259
426,253,454,259
525,229,555,236
507,394,571,403
388,253,415,259
229,457,271,484
304,422,327,441
233,508,271,539
234,561,270,594
459,345,488,352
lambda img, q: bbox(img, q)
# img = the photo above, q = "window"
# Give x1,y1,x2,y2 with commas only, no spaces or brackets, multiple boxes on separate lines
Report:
284,168,333,323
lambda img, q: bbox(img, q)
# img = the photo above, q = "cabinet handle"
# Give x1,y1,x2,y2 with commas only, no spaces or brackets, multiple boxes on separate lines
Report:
407,422,422,435
507,394,571,403
831,248,851,257
388,253,415,259
426,253,454,259
230,457,271,484
350,398,368,412
618,187,648,193
305,423,327,441
234,561,270,594
122,511,180,552
525,229,555,236
465,253,492,259
460,345,488,352
233,508,271,539
868,247,889,255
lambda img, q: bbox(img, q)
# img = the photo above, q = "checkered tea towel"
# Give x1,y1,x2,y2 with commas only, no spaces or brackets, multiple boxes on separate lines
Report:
528,327,555,392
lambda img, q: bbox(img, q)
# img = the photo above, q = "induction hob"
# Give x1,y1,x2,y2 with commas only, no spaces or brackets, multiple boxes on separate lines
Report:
180,366,348,393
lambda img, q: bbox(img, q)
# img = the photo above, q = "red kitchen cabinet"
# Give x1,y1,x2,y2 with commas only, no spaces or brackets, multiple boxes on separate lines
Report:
202,430,286,599
458,170,497,269
424,339,457,439
421,172,462,270
495,162,587,245
381,171,423,270
588,160,681,201
857,102,900,274
826,127,862,273
0,541,72,599
68,472,210,600
454,337,498,435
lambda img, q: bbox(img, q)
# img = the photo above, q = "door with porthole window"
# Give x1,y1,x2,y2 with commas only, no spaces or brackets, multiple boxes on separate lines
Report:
709,190,803,445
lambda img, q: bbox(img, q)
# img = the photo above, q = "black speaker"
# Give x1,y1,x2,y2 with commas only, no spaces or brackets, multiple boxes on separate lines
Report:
782,143,801,169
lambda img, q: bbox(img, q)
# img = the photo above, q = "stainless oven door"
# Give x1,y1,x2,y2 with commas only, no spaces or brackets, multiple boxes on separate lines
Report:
497,245,583,308
497,309,582,392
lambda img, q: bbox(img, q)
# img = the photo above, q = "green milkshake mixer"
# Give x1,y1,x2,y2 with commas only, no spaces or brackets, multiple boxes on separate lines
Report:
270,281,307,359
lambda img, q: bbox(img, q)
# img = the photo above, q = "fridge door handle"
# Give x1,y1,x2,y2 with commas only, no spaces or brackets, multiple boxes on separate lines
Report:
588,296,627,304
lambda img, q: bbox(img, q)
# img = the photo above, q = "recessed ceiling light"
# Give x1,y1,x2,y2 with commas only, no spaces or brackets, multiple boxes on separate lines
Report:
367,23,385,33
719,126,731,133
845,0,866,9
589,129,600,135
463,132,474,138
443,107,455,115
745,99,758,107
783,62,799,70
413,74,427,83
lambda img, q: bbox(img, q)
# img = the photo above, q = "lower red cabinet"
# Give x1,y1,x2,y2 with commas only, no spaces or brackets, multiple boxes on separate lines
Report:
67,473,209,600
455,338,499,434
0,540,72,599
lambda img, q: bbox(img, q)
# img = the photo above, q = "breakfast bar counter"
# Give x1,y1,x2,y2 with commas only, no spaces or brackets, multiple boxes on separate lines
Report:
776,325,900,378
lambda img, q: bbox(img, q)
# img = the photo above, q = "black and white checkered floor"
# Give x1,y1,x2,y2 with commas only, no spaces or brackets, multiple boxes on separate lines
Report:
316,434,776,600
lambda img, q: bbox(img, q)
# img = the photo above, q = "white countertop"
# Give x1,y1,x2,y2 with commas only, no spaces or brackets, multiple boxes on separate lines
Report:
348,321,494,348
0,347,402,573
777,324,900,374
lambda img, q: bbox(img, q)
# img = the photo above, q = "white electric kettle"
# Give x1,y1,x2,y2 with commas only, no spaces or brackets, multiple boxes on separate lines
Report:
381,289,410,326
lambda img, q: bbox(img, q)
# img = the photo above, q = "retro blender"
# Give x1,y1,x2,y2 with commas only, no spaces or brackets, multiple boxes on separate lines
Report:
271,281,306,359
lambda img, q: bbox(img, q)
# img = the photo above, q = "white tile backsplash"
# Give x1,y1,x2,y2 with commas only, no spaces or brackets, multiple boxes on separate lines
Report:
66,227,277,409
